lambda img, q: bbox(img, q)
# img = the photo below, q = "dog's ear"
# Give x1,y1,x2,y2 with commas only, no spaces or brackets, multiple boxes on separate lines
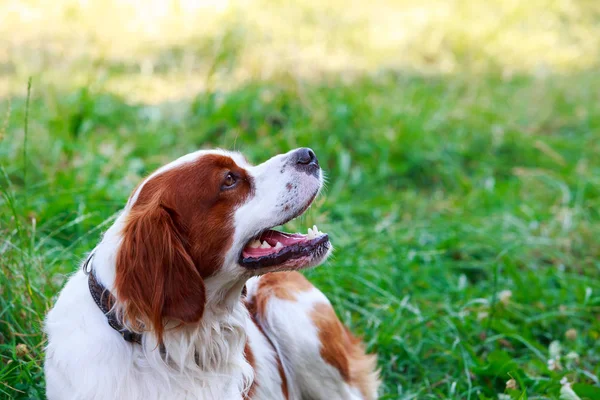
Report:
115,201,206,341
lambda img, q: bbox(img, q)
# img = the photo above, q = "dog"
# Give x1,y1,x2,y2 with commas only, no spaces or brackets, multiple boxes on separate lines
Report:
44,148,380,399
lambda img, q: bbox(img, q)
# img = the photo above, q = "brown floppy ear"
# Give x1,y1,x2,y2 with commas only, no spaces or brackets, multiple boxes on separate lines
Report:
115,202,206,341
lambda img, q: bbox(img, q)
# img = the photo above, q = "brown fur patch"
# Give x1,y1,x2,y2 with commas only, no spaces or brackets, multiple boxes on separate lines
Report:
311,303,379,400
115,154,253,342
277,356,289,400
311,303,351,380
133,154,253,278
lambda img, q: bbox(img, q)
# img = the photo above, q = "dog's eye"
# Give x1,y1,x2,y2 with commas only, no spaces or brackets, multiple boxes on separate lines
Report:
222,173,237,189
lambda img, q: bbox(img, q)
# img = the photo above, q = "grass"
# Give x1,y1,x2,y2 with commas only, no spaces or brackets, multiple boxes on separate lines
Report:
1,0,600,399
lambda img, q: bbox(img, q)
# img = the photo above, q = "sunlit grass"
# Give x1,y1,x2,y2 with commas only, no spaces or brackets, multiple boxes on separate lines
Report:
2,0,600,101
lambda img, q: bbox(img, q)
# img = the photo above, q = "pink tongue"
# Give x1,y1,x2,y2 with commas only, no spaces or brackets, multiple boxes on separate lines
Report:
242,231,307,258
242,247,279,258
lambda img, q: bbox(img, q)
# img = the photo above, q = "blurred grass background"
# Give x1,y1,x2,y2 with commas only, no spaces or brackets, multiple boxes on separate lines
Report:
1,0,600,399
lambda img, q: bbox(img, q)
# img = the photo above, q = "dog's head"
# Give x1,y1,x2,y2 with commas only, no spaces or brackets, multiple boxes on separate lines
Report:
113,148,331,339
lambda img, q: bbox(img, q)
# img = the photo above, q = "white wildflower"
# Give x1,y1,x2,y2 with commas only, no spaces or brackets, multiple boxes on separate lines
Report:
549,340,562,359
498,290,512,304
560,378,581,400
565,351,579,361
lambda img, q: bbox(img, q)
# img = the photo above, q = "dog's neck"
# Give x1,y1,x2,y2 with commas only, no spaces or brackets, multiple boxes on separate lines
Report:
123,300,253,394
145,301,251,377
90,213,253,389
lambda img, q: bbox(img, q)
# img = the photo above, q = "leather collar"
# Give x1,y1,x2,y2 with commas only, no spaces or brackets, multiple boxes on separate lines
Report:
83,251,142,345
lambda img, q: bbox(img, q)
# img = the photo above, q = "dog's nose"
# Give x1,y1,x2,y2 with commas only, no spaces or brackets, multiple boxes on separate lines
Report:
291,148,319,175
294,148,318,166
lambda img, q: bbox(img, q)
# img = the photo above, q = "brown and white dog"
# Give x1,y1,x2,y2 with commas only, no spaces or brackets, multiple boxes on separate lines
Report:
44,148,379,399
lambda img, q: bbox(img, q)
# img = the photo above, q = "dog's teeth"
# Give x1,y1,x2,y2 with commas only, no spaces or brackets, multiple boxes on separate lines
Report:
307,228,314,239
313,225,318,233
249,240,261,248
275,242,283,249
260,241,271,249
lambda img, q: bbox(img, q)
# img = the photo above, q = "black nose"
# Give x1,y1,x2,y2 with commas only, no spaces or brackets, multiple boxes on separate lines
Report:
291,147,319,176
295,148,318,166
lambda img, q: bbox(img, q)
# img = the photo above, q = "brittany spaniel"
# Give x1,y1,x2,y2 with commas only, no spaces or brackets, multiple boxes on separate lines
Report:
44,148,380,399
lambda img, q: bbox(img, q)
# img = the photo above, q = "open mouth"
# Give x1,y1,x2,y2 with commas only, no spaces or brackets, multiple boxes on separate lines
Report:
240,225,331,270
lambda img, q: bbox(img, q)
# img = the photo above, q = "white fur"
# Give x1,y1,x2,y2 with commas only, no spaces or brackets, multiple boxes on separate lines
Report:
44,149,366,400
244,308,286,399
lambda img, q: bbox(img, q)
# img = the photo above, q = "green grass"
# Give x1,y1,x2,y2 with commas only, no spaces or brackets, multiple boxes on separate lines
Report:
2,1,600,399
